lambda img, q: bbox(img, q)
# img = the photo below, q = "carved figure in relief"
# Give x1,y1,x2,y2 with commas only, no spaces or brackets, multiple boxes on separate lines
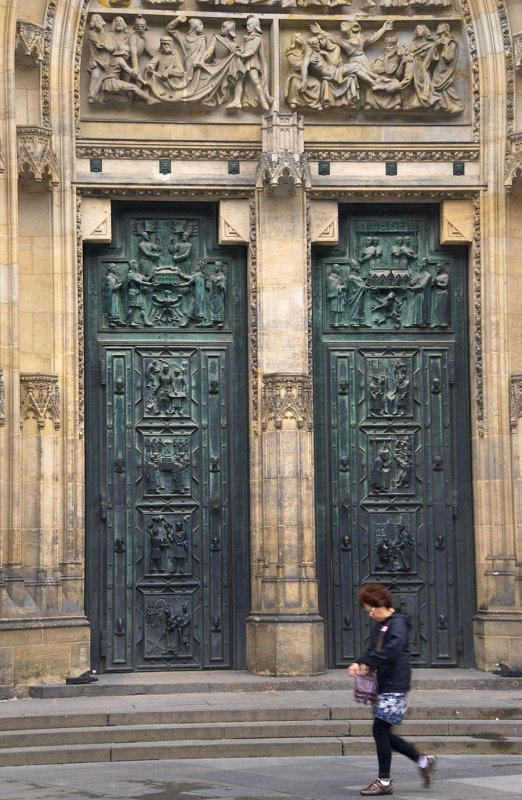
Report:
370,442,392,492
406,258,432,327
376,536,393,568
371,291,403,328
207,262,227,326
327,264,346,327
226,16,273,111
147,516,170,572
431,264,450,327
394,438,412,488
105,16,130,54
99,45,158,105
145,36,186,98
386,366,410,416
399,235,416,267
165,16,208,88
145,453,164,493
391,516,414,571
360,236,382,268
146,359,161,388
169,230,193,266
154,365,177,414
138,230,161,276
129,16,157,81
125,261,154,325
168,519,189,574
368,374,385,415
391,236,404,266
104,264,125,327
431,23,463,113
299,38,359,110
401,25,440,111
192,20,244,107
364,35,406,111
87,14,111,104
345,259,368,327
171,368,188,414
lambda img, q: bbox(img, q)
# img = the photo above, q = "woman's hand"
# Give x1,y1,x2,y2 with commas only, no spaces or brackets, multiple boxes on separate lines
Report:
347,662,367,677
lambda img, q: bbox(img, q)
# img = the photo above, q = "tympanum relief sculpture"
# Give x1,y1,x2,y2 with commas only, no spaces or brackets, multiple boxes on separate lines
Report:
83,7,467,116
325,229,452,330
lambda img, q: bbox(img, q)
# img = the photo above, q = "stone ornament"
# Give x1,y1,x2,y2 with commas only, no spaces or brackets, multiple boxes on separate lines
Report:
261,374,313,431
514,32,522,70
20,374,61,431
17,126,60,191
0,368,5,427
256,113,311,196
15,21,45,66
510,374,522,432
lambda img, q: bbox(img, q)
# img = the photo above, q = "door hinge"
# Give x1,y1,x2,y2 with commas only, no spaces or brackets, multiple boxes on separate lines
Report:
451,490,459,517
448,353,455,385
99,358,106,385
100,493,108,519
100,630,107,657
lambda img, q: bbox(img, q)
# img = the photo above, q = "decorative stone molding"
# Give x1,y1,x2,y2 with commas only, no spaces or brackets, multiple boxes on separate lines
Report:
20,374,61,431
472,195,484,436
15,21,45,66
76,145,261,161
17,126,60,191
77,187,251,200
0,369,5,427
506,134,522,193
261,374,313,431
249,198,259,427
0,141,5,174
510,375,522,432
308,148,479,162
257,113,311,197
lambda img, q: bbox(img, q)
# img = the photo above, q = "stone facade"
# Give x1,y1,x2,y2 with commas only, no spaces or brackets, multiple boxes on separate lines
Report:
0,0,521,696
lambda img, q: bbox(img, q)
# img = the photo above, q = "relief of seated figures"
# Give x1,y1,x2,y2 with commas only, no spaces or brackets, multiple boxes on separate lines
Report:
284,18,463,114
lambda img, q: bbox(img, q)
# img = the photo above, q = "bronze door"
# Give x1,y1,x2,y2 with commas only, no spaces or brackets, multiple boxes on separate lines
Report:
313,205,475,667
85,203,248,671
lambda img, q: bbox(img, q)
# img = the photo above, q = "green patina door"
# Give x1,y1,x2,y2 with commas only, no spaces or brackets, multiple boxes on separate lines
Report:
314,205,475,667
85,203,248,671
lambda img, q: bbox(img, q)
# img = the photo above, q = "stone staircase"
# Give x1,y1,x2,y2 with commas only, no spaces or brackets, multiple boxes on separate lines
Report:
0,670,520,767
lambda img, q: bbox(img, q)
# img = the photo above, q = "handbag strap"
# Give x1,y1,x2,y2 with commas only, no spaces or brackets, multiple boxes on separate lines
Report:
375,623,388,652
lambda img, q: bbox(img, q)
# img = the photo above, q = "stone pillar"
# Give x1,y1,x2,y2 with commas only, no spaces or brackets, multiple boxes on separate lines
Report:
247,113,324,675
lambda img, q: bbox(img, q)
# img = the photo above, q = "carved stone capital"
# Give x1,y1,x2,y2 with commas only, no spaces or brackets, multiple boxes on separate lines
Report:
510,374,522,432
257,113,311,197
0,369,5,427
20,374,61,431
17,126,60,191
261,374,313,431
15,21,45,66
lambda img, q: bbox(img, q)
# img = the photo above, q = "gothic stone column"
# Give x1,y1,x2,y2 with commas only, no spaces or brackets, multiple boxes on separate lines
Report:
247,180,325,675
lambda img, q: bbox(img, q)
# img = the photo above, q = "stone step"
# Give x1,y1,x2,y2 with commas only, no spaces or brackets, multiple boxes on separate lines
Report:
28,669,522,699
0,718,520,750
0,734,521,767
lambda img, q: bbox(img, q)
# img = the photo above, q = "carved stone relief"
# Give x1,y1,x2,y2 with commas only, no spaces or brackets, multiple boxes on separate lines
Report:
20,374,61,430
15,22,45,66
510,374,522,432
146,595,192,658
82,9,468,118
261,374,313,430
17,127,60,191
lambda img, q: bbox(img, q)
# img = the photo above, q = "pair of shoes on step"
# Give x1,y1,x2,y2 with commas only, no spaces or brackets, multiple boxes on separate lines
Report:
419,754,436,787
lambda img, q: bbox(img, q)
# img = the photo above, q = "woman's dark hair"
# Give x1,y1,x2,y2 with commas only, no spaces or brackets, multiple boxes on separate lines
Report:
358,583,393,609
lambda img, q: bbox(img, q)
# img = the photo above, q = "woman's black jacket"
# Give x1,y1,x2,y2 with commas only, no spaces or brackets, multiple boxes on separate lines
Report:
356,611,412,693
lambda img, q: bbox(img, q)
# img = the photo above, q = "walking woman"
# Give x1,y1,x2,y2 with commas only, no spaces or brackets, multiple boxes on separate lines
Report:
348,583,435,795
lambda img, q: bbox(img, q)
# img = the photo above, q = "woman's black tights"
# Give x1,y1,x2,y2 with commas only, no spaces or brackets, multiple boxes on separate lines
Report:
373,717,419,777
